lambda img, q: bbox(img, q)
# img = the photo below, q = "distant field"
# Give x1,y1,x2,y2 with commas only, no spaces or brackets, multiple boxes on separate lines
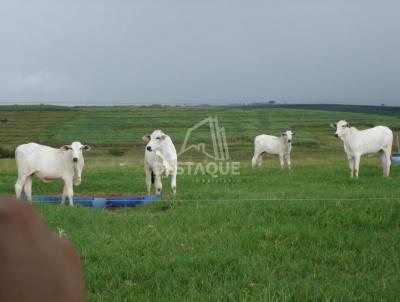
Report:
0,107,74,146
275,103,400,117
1,104,399,152
0,105,399,301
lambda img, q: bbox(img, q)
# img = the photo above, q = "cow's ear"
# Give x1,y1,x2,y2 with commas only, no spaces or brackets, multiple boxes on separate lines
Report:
292,132,296,136
142,135,151,142
330,123,337,129
83,145,91,151
60,145,72,151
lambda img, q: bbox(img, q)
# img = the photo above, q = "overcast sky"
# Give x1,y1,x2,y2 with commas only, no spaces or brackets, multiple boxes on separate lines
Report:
0,0,399,106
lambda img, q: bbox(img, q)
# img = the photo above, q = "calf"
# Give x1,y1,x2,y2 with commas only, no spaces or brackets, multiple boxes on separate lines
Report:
252,130,295,169
143,130,177,196
15,142,91,205
330,120,393,178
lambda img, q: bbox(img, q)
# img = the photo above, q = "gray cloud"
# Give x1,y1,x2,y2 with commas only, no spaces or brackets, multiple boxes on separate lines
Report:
0,0,399,105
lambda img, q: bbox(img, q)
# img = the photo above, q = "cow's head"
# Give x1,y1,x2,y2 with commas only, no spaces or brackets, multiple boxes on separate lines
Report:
143,130,168,153
330,120,349,138
60,142,91,163
281,130,295,143
60,142,91,185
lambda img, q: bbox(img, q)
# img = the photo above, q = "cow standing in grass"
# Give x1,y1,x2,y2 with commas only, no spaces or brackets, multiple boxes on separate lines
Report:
15,142,91,205
143,130,177,196
252,130,295,169
330,120,393,178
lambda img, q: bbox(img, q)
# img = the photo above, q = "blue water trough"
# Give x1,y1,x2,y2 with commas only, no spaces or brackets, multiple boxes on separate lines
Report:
30,194,161,209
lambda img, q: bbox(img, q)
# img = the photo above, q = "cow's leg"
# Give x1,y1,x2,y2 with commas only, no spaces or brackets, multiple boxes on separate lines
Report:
15,175,27,199
252,151,262,168
23,176,32,202
381,149,391,177
257,152,263,167
279,153,284,169
64,180,74,206
61,184,67,204
354,155,361,178
347,156,355,178
379,151,386,177
154,175,162,195
286,153,292,170
145,168,152,195
171,173,177,196
385,149,392,177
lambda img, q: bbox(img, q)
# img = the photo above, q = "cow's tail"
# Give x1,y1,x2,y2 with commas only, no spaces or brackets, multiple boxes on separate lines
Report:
151,171,155,184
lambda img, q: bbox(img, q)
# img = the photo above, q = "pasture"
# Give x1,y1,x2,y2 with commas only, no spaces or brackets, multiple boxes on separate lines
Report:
0,105,400,301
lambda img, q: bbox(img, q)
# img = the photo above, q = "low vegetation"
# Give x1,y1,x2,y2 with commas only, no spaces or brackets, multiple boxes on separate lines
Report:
0,147,14,159
108,148,126,157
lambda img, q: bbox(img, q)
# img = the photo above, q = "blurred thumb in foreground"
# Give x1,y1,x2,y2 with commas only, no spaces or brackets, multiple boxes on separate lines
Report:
0,196,86,302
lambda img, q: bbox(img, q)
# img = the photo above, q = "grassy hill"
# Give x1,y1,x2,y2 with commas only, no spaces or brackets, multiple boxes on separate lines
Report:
1,104,399,151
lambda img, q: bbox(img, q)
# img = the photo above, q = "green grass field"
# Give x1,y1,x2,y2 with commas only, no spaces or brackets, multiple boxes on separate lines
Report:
1,105,400,301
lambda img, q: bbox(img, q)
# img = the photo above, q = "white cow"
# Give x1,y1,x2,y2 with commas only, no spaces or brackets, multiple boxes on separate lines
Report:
15,142,91,205
143,130,177,196
330,120,393,178
252,130,295,169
